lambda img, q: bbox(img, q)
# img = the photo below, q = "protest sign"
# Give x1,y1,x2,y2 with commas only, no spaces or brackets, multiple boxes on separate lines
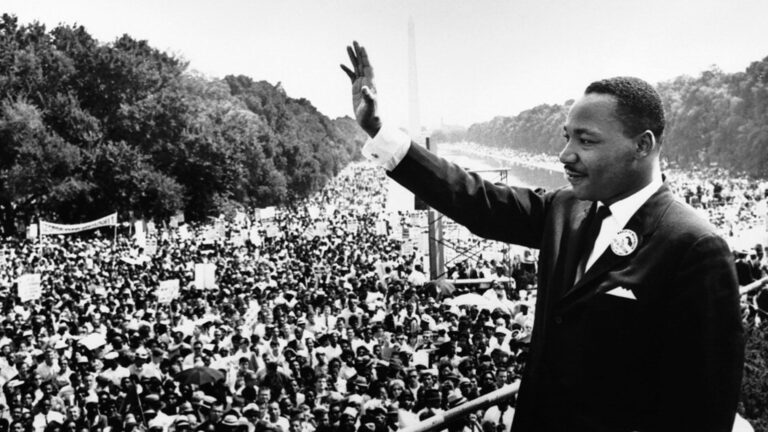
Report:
178,225,190,240
157,279,180,304
17,273,42,303
145,237,157,256
265,225,280,238
258,206,276,220
216,220,226,240
26,224,38,240
375,220,387,236
203,227,217,244
314,222,329,237
390,224,403,241
194,263,217,289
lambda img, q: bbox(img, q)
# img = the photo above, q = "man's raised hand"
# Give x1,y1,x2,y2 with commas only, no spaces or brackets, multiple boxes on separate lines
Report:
340,41,382,138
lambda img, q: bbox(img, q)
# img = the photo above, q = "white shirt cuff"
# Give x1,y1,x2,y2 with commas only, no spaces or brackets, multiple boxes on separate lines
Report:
362,125,411,171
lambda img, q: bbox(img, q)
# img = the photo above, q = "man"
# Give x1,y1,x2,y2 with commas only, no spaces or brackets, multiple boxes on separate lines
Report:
31,396,64,432
265,401,291,432
341,41,743,431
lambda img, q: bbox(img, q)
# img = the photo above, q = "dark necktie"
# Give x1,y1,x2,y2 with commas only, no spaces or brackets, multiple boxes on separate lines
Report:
575,204,612,283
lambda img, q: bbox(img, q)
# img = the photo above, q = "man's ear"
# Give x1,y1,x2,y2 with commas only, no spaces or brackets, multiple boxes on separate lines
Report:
635,130,657,158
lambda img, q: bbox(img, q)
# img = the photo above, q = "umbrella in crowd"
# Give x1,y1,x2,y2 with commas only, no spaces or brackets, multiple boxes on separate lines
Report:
175,366,225,386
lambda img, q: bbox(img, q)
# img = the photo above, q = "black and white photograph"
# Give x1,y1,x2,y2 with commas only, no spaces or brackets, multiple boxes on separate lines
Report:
1,1,768,431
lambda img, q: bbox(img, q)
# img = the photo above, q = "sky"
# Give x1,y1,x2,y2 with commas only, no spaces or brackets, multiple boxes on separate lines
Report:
4,0,768,131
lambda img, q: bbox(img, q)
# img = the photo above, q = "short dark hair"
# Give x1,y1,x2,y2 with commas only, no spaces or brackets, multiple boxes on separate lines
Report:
585,77,665,141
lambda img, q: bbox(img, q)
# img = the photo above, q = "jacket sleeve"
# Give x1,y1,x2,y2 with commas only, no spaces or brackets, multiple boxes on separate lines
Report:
387,143,550,249
655,232,744,432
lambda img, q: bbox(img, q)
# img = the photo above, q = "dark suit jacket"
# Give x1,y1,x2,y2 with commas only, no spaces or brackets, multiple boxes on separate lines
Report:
388,144,744,432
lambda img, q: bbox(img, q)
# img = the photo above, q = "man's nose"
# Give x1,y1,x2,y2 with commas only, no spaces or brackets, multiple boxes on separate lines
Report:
559,139,578,164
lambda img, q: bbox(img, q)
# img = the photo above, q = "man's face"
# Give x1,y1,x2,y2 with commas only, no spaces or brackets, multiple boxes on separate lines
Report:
210,404,224,422
561,93,644,205
259,389,271,404
68,406,81,420
268,402,280,421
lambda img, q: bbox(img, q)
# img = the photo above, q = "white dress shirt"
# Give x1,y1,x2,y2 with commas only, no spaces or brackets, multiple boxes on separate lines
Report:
586,176,663,271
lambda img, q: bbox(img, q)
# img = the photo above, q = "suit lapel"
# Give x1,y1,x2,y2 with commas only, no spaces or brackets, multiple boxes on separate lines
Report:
559,185,674,302
550,201,593,300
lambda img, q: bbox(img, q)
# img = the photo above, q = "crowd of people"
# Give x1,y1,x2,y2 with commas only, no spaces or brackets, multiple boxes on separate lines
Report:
0,163,536,432
0,157,766,432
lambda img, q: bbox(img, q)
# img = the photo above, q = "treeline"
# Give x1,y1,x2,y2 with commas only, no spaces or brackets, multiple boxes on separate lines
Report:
0,14,366,235
433,57,768,177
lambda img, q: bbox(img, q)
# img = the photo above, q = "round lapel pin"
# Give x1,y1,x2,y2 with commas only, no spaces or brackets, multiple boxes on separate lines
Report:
611,229,638,256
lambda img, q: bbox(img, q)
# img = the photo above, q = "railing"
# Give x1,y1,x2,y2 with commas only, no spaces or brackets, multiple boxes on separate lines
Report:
399,383,520,432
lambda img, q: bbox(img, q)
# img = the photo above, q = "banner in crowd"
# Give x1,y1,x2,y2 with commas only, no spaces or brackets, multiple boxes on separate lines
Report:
156,279,180,304
40,213,117,236
194,264,216,289
17,273,42,302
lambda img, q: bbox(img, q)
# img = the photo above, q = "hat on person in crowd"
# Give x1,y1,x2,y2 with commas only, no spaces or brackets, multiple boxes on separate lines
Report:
444,371,461,384
124,414,138,425
326,391,345,405
103,351,119,361
243,403,260,415
179,401,195,414
135,347,150,359
420,368,438,378
447,393,467,408
347,394,365,408
54,340,68,350
388,379,405,390
342,407,359,418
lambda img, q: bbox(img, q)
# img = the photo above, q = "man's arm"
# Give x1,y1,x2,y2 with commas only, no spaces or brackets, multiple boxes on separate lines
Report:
388,144,549,248
341,42,550,248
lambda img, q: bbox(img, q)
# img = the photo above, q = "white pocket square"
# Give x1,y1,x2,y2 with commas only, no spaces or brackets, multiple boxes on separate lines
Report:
605,286,637,300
